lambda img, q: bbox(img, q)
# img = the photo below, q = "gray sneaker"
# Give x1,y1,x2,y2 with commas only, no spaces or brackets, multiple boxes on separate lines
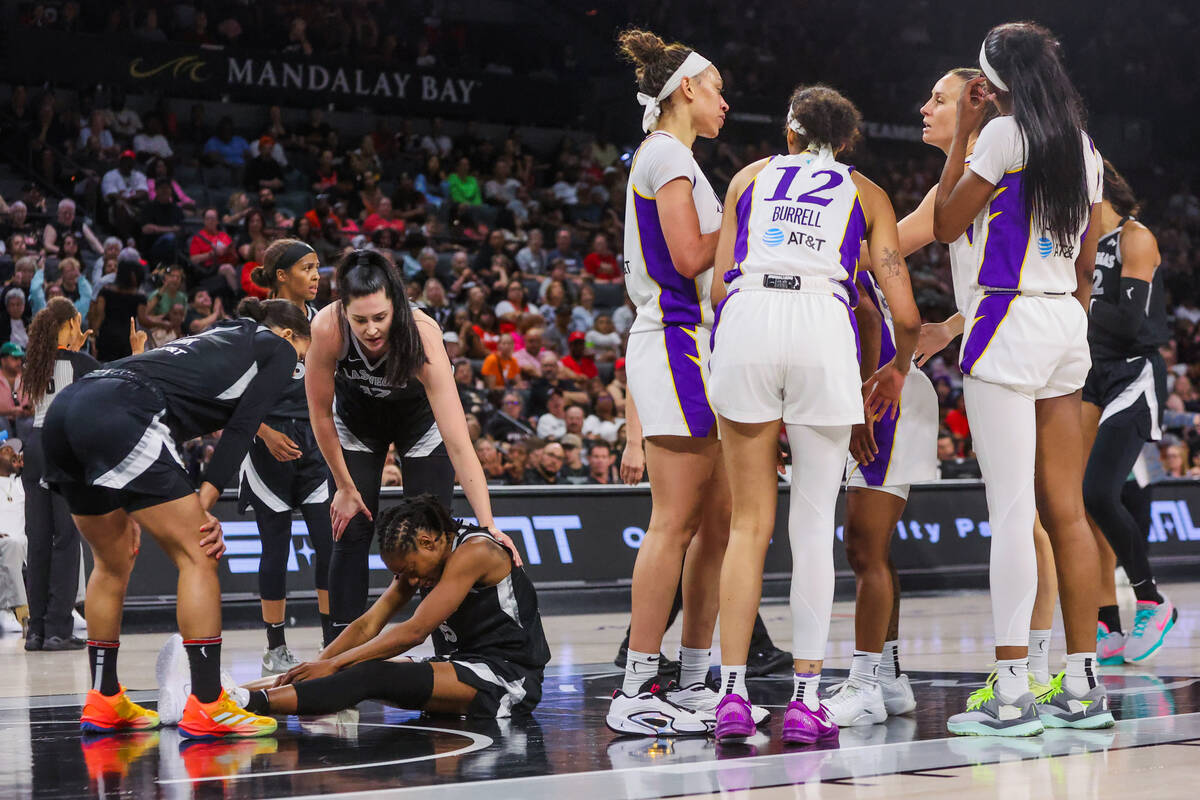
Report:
947,672,1044,737
261,645,300,677
1035,673,1115,729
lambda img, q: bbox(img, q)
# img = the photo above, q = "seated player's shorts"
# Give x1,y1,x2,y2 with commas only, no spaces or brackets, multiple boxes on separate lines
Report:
845,365,939,499
625,325,717,438
428,653,543,719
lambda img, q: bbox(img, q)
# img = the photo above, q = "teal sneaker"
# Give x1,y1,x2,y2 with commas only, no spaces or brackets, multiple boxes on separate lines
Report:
1124,598,1177,662
1096,622,1126,666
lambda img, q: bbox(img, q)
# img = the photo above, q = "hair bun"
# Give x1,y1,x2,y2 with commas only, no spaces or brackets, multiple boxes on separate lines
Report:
249,265,270,288
236,296,266,321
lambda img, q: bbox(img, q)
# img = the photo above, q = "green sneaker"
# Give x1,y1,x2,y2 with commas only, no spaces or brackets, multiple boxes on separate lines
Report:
1028,672,1054,698
947,671,1044,737
1035,672,1115,729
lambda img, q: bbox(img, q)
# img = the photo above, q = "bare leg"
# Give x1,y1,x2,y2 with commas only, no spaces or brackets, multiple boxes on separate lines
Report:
844,488,907,652
678,453,730,649
73,511,140,643
1030,516,1058,631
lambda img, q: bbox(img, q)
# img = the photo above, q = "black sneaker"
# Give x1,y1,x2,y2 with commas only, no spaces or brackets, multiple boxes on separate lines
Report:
24,633,43,652
43,635,87,651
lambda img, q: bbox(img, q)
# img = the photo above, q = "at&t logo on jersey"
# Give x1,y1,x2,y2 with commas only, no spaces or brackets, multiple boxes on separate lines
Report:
1038,236,1053,258
762,227,785,247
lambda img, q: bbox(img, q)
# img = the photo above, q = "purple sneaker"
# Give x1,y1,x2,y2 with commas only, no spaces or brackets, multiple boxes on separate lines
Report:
781,700,839,745
714,693,756,741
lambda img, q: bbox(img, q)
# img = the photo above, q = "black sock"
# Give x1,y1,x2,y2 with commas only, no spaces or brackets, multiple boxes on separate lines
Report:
320,613,335,648
1131,579,1164,604
265,621,287,650
245,689,271,715
184,637,223,703
1099,605,1123,634
87,640,120,696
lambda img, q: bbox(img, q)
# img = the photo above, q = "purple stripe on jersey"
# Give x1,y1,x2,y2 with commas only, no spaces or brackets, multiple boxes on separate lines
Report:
856,274,895,370
839,197,867,306
959,293,1016,375
709,288,739,352
978,172,1030,290
859,402,900,487
663,325,716,437
633,191,703,326
732,179,755,265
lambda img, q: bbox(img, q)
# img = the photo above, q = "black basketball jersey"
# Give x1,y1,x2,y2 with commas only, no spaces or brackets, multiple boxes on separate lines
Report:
1089,217,1169,359
98,318,298,490
33,349,100,428
268,303,318,420
430,527,551,671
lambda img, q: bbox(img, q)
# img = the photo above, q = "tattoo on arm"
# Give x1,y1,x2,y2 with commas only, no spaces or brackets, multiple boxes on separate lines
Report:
878,247,902,282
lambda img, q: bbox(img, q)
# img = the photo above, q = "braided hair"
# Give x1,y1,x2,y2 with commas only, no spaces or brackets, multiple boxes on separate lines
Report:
377,493,459,558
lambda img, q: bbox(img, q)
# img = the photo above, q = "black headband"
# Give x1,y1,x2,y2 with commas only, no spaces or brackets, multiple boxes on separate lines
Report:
276,241,315,273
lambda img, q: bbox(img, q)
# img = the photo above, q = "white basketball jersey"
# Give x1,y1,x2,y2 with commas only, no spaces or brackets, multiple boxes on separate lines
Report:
729,151,864,296
624,131,723,334
947,159,977,314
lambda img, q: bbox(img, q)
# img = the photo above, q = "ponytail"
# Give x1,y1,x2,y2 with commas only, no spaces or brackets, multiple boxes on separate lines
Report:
335,248,426,385
24,297,78,407
236,297,312,339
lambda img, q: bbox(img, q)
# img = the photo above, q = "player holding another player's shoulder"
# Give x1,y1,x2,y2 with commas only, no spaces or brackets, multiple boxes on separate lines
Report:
44,297,310,739
224,494,550,720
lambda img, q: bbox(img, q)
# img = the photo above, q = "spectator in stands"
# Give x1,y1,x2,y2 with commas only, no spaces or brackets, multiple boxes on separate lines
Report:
495,280,534,318
421,278,453,329
475,438,508,485
613,291,635,335
560,434,590,484
91,237,121,286
547,228,582,273
245,136,285,192
421,118,453,158
236,209,270,264
537,391,568,440
515,326,544,377
311,149,339,195
588,441,618,485
937,428,981,479
526,441,565,485
77,110,117,160
608,356,628,414
0,342,31,436
139,180,185,265
42,199,101,258
503,441,531,484
135,8,167,41
447,157,482,206
0,435,27,635
454,358,490,420
571,284,597,333
89,260,149,362
146,263,187,334
31,257,90,318
188,207,239,305
363,197,405,234
583,392,623,444
147,159,197,214
564,405,586,440
100,151,148,239
586,313,621,363
411,246,454,287
487,391,534,444
132,115,174,160
529,351,587,417
584,233,621,282
481,333,521,390
561,331,597,379
1161,440,1187,478
0,202,33,246
1,288,30,348
517,229,548,274
203,116,250,170
182,287,224,335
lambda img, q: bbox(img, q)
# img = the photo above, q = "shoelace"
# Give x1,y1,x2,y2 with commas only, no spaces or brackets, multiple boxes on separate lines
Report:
1131,605,1156,637
1036,673,1064,704
965,671,998,711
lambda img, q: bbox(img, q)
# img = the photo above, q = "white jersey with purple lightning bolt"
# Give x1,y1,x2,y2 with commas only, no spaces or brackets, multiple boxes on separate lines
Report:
624,130,722,334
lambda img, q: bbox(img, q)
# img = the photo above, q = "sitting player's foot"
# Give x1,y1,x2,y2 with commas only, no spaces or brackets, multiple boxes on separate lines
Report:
880,674,916,716
824,680,886,727
80,686,161,733
780,700,838,745
1035,673,1115,729
1123,598,1177,662
947,672,1043,737
179,690,278,739
605,679,709,737
667,683,770,729
1096,621,1126,665
261,644,300,677
714,693,756,741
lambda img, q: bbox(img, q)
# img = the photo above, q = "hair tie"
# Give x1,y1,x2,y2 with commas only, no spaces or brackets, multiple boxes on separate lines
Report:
636,50,712,133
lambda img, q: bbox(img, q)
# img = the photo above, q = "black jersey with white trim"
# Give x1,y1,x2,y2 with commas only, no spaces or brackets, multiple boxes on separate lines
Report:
334,307,431,405
268,303,318,420
430,526,551,671
33,349,100,428
1089,217,1169,359
101,318,298,490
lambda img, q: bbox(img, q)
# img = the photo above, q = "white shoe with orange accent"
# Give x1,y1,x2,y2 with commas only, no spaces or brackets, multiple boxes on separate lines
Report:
179,690,277,740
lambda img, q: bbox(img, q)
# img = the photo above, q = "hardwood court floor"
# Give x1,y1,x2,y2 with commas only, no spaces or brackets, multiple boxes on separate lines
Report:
0,582,1196,799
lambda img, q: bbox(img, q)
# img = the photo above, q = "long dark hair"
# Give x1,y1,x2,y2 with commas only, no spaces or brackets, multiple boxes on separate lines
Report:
24,297,77,407
335,248,426,385
982,22,1089,247
235,297,312,338
1103,158,1140,218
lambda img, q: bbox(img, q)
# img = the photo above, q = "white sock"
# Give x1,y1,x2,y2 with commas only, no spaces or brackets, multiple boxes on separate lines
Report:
1064,653,1096,696
679,646,711,688
879,640,900,682
720,665,747,698
1028,629,1052,683
849,650,881,688
792,672,821,711
995,658,1028,701
622,649,659,696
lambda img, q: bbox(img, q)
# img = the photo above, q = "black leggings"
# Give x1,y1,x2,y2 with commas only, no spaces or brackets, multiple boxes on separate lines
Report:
328,446,454,624
253,500,333,601
22,430,82,640
293,659,435,715
1083,414,1155,588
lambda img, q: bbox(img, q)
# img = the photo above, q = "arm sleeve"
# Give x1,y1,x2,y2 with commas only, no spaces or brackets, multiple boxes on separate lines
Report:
966,117,1020,186
1088,277,1151,343
637,136,695,195
203,335,297,491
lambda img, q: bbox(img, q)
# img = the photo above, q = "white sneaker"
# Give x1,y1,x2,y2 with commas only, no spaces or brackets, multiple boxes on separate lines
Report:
72,609,87,631
667,683,771,727
1,609,23,634
155,634,190,726
222,669,249,708
880,674,917,715
824,680,887,727
605,679,710,736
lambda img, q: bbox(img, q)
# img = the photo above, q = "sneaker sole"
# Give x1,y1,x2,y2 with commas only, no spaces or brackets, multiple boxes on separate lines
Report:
604,714,708,737
883,698,916,716
179,724,277,740
714,720,756,741
1040,711,1115,729
80,718,160,734
947,719,1044,737
1096,655,1125,666
1127,614,1176,662
781,727,838,745
830,708,887,727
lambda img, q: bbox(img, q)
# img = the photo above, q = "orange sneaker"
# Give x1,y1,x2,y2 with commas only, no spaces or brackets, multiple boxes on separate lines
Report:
179,690,277,740
81,730,160,781
80,686,161,733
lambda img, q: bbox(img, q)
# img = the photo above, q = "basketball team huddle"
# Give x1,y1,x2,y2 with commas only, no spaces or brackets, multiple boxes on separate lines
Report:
42,18,1174,747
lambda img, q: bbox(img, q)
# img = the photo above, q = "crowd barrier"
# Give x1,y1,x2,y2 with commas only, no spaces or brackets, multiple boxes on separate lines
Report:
121,479,1200,605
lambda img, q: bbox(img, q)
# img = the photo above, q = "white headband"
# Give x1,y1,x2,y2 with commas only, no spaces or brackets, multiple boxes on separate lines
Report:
978,42,1009,93
637,51,712,133
785,108,807,136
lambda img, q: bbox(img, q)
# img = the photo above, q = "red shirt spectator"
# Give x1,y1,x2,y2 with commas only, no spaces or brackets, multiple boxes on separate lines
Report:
944,407,970,439
188,208,236,270
584,233,621,282
362,198,406,234
561,332,598,379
